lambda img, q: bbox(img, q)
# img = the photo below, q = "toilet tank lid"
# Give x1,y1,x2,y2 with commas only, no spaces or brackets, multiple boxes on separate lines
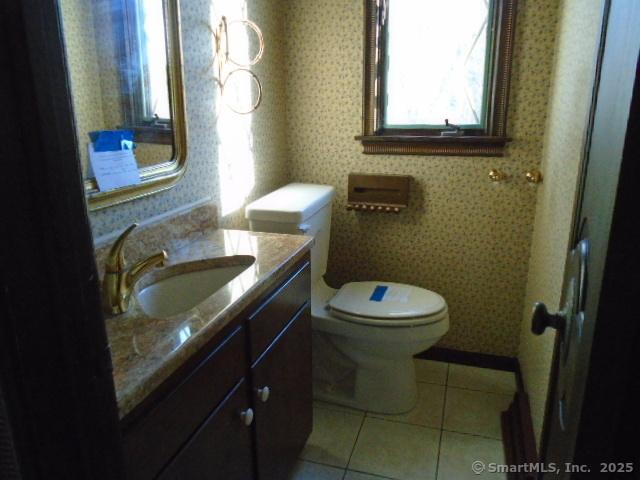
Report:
245,183,336,223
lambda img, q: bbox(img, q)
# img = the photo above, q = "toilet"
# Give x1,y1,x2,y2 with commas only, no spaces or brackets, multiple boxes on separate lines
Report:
246,183,449,414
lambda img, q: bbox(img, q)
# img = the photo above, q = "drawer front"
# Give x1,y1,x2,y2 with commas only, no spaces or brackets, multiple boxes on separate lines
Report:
252,305,313,480
249,259,310,363
158,379,254,480
123,326,246,480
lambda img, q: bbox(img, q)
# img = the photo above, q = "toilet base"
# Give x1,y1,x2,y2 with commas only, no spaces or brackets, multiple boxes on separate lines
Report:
310,295,449,415
314,358,418,414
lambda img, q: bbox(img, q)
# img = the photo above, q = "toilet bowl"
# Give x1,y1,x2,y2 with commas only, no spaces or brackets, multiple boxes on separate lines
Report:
246,183,450,414
312,279,449,413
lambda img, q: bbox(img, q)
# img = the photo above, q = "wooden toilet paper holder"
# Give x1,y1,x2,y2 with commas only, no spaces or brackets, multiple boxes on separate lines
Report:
346,173,412,213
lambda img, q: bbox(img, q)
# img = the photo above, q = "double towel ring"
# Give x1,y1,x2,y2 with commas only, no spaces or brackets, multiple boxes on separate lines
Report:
211,16,264,115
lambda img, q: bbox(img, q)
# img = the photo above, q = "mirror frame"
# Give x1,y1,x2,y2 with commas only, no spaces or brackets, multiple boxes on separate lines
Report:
84,0,188,210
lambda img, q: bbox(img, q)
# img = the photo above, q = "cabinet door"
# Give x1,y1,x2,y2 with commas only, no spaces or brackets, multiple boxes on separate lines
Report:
158,379,254,480
252,305,313,480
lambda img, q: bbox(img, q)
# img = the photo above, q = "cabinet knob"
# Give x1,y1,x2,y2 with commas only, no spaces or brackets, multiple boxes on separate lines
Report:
240,408,254,426
257,386,271,403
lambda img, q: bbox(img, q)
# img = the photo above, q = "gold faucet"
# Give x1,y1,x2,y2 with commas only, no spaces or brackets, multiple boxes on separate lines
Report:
102,223,168,315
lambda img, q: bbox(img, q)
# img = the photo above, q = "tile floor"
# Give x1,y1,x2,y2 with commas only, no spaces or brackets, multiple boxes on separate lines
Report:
291,360,517,480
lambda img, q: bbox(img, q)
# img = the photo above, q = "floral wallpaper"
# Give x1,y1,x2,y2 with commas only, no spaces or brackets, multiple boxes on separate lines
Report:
284,0,561,356
518,0,605,447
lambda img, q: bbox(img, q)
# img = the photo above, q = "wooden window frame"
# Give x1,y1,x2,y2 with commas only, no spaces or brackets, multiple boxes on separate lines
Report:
115,0,173,145
356,0,518,157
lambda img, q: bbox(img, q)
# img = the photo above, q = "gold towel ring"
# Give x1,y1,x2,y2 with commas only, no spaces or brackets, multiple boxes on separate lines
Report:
220,68,263,115
211,16,264,115
224,19,264,67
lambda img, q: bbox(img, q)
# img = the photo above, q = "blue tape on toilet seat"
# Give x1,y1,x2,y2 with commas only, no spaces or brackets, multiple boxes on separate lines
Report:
369,285,388,302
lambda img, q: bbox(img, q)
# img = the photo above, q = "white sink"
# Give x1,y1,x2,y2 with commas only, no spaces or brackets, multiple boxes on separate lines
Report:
137,256,255,318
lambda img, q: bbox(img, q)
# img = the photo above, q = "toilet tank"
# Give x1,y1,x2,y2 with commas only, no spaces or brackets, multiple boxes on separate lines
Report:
245,183,336,285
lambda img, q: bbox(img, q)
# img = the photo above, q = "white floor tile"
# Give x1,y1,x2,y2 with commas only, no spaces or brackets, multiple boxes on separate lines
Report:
300,407,363,468
447,365,517,395
443,388,512,439
414,359,449,385
368,383,445,428
289,461,345,480
349,418,440,480
437,431,506,480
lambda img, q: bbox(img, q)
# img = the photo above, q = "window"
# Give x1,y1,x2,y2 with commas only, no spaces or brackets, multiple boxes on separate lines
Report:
357,0,517,156
118,0,173,144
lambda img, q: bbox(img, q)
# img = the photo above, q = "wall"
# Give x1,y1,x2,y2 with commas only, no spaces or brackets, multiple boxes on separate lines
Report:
284,0,559,356
60,0,106,174
518,0,605,448
85,0,289,239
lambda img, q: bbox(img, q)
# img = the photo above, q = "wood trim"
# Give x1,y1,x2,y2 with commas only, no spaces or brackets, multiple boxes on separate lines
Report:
129,126,174,145
416,346,536,475
358,0,518,157
0,385,20,479
357,135,509,156
501,392,537,480
416,347,519,373
0,0,125,476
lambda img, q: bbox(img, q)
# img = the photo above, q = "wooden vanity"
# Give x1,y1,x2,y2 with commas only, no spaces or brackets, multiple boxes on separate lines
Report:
121,254,311,480
93,208,315,480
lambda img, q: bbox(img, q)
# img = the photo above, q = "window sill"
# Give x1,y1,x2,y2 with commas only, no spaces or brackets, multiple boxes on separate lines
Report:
121,125,173,145
355,135,511,157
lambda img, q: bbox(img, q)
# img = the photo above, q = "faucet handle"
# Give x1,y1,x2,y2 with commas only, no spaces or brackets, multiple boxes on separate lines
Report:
105,223,138,273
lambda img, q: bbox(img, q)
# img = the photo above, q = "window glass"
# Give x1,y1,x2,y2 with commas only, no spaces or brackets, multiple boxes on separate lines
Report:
384,0,492,129
139,0,170,120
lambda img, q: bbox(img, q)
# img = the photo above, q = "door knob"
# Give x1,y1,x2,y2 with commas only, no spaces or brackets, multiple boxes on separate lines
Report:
257,386,271,403
240,408,254,426
531,302,566,335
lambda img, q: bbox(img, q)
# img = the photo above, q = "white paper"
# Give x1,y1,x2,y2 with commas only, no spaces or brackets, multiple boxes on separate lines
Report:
89,143,140,192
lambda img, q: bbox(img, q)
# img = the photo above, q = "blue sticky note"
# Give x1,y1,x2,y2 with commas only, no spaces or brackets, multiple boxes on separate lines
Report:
89,130,135,152
369,285,388,302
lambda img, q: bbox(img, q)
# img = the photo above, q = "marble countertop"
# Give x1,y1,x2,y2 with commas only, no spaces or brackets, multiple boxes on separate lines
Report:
105,229,313,419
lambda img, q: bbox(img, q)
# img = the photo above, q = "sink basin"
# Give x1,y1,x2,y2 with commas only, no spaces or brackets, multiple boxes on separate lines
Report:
137,256,255,318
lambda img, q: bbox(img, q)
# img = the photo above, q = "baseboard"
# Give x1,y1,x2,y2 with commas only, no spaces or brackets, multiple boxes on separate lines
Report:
416,347,519,373
501,391,538,480
416,346,536,475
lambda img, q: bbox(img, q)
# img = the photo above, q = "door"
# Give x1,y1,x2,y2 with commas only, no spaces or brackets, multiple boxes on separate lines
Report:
534,1,640,477
158,380,254,480
252,306,313,480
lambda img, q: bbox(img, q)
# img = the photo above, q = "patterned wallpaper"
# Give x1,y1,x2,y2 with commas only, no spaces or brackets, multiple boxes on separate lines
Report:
284,0,560,356
518,0,605,447
81,0,289,238
60,0,106,174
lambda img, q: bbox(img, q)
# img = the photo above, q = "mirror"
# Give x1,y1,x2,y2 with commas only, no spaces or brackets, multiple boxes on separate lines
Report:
60,0,187,209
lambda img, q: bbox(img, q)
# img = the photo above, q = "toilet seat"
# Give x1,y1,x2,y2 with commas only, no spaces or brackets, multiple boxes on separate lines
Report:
328,281,447,327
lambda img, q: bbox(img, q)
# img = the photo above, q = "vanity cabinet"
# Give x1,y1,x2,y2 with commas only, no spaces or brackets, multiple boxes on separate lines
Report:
252,306,313,480
157,380,254,480
121,255,312,480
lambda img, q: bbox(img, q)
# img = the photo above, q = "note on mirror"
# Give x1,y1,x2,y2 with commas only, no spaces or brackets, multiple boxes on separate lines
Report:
89,144,140,192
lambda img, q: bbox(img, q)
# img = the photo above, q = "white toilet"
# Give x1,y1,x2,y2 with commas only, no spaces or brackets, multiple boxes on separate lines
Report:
246,183,449,414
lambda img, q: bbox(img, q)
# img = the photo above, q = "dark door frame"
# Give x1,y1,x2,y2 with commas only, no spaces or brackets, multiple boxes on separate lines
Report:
0,0,124,478
539,0,640,474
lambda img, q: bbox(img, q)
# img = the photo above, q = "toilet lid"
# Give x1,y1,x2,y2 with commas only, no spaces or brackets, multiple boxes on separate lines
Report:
328,282,446,320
